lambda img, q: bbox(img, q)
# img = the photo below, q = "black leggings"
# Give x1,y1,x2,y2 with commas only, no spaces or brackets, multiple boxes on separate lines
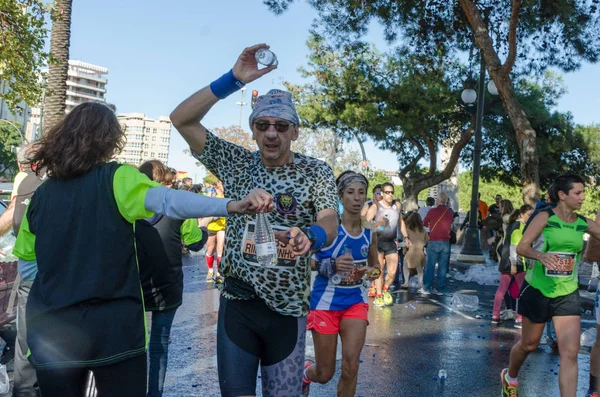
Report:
217,296,307,397
35,353,146,397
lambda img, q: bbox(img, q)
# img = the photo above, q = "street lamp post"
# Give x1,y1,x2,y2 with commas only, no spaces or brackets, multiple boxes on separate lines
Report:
457,56,490,263
236,87,247,129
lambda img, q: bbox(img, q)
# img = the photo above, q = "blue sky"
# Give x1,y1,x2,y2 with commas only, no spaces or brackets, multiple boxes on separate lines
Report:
66,0,600,181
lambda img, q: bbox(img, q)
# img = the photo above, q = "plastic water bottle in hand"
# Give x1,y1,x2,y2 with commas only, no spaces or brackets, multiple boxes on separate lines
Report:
332,245,353,285
254,212,277,267
255,48,278,67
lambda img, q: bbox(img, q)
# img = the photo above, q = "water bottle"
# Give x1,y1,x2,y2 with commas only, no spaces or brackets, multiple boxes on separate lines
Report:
254,212,277,267
438,369,447,381
255,48,278,67
331,245,353,285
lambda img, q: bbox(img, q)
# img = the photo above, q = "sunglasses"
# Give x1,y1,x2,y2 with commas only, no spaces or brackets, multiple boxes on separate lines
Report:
253,121,295,133
382,191,394,195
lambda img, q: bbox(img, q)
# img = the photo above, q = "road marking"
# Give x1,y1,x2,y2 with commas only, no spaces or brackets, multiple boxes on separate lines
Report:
427,298,476,320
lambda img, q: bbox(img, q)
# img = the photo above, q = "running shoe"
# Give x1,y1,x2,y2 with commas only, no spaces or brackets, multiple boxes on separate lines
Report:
368,286,376,298
215,273,224,284
514,320,522,329
373,296,385,307
431,288,443,296
417,288,430,295
206,270,214,283
301,359,314,397
501,368,518,397
491,317,500,325
586,390,598,397
383,290,393,306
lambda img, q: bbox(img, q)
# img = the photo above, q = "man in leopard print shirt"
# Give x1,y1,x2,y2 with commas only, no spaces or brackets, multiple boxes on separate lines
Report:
171,44,339,397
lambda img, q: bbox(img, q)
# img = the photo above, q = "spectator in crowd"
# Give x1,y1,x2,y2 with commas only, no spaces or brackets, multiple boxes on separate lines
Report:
421,193,454,295
401,212,429,289
418,197,435,222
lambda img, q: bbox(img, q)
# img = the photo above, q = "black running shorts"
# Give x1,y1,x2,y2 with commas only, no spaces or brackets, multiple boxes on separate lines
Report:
517,281,581,323
377,238,397,255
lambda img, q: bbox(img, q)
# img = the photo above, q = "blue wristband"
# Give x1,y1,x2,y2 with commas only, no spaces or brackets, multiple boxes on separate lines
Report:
308,225,327,251
209,69,245,99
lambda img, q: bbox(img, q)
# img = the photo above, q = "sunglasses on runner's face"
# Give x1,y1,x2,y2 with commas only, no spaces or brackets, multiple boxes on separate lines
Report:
382,191,394,195
253,121,295,133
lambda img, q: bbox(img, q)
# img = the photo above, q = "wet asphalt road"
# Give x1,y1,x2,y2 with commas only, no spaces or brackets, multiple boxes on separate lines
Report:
0,251,594,396
160,252,596,397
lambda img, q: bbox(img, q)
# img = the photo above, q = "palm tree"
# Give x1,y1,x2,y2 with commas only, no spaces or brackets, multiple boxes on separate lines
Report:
43,0,72,135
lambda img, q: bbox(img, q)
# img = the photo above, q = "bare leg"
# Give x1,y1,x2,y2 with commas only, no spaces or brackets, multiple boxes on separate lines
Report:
383,252,398,289
375,252,385,295
508,316,545,378
417,266,424,289
402,263,410,287
337,318,367,397
553,315,581,397
305,331,337,384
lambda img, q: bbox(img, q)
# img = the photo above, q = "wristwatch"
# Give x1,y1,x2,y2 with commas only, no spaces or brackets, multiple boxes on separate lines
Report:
302,227,317,244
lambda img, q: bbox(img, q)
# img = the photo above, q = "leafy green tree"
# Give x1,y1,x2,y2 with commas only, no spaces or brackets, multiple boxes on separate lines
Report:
286,35,473,210
265,0,600,205
0,0,50,111
0,123,23,180
365,171,393,200
292,128,361,176
577,124,600,167
464,73,599,188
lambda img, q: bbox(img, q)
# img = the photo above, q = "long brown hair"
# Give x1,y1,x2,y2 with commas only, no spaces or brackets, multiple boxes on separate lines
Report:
508,204,533,225
139,160,172,186
404,212,424,233
29,102,125,179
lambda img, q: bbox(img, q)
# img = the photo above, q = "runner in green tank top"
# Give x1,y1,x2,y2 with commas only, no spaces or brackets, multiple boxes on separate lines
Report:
525,209,588,298
500,174,600,397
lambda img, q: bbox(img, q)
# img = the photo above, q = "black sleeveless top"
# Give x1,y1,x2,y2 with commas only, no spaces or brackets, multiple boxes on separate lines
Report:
26,163,146,369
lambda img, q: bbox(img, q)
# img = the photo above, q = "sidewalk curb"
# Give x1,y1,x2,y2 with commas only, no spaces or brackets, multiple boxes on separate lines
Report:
450,260,596,311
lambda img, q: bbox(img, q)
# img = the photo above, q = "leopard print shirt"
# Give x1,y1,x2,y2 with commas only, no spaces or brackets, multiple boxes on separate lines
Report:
193,131,338,317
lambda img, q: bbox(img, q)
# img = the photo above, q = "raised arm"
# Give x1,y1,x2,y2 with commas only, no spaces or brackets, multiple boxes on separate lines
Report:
170,44,276,155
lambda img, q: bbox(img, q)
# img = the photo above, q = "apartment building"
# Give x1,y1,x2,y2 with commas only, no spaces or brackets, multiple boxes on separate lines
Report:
116,113,172,165
65,60,108,113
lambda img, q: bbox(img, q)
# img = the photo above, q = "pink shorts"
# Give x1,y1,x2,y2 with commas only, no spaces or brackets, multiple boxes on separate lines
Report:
306,303,369,334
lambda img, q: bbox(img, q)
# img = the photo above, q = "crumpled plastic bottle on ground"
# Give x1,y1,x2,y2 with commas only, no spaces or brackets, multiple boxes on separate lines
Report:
451,293,479,312
581,327,597,347
408,276,420,289
453,265,500,286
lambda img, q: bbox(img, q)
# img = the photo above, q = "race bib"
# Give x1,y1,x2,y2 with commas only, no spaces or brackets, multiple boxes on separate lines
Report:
544,252,576,277
241,221,300,268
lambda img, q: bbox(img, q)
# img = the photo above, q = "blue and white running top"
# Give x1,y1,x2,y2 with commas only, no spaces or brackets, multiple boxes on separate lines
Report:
310,225,372,311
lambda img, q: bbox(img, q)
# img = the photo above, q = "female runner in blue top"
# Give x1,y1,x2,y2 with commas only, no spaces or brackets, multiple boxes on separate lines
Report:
302,171,381,396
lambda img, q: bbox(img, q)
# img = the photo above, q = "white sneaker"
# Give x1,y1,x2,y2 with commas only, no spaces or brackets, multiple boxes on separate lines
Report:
418,288,430,295
431,289,444,296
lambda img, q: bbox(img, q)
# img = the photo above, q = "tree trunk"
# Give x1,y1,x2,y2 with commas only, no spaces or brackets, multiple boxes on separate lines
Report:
400,178,419,212
43,0,73,135
459,0,540,206
399,126,473,212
